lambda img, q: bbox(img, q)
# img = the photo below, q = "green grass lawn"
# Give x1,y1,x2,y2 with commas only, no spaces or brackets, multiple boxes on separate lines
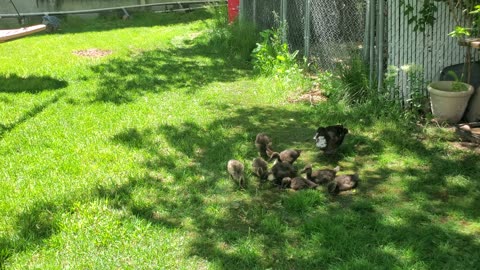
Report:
1,9,480,270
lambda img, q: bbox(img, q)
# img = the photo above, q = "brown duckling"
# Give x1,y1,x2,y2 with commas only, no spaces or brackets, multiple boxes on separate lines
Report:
281,176,318,191
328,174,359,194
300,164,340,184
255,133,273,158
252,157,268,180
227,159,245,188
268,149,302,164
314,125,348,154
267,158,296,186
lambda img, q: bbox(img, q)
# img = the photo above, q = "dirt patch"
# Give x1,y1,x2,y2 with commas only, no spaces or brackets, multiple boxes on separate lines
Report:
72,48,113,58
288,83,328,105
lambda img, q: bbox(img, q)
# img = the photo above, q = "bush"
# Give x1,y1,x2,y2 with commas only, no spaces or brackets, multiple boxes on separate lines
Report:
251,20,303,82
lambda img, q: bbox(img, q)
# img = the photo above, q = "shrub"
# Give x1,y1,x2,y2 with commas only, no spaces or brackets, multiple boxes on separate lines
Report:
251,20,302,82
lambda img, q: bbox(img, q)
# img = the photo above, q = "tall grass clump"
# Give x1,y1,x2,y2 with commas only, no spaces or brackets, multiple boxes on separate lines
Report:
203,5,258,62
325,51,403,119
334,52,374,104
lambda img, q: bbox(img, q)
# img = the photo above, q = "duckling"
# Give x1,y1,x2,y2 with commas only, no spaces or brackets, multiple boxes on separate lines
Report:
281,176,318,191
328,174,359,195
314,125,349,154
252,157,268,180
255,133,273,158
300,164,340,184
267,157,296,185
227,160,245,188
268,149,302,164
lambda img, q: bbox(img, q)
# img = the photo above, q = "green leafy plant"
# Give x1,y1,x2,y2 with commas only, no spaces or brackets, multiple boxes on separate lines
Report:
384,65,401,101
402,64,430,116
251,19,301,80
400,0,479,38
446,70,470,91
314,71,340,98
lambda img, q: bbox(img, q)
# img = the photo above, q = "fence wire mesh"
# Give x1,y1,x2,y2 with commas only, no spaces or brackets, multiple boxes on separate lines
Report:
240,0,367,71
241,0,281,34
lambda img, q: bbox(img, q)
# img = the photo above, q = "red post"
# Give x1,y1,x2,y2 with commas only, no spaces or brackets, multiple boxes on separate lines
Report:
228,0,240,23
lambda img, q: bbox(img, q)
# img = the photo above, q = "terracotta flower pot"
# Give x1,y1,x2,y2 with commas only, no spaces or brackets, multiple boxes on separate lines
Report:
428,81,474,124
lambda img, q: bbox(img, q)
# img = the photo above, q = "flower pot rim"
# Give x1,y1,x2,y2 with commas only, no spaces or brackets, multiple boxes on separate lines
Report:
428,81,474,96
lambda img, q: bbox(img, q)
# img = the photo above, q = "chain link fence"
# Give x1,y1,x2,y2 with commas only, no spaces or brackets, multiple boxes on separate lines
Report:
240,0,367,71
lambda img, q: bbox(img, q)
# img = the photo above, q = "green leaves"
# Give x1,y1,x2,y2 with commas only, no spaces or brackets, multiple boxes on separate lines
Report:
251,24,301,80
448,26,472,38
400,0,478,35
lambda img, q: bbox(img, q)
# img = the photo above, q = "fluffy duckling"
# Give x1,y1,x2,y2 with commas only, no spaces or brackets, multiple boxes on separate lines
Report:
300,164,340,184
281,176,318,191
255,133,273,158
227,159,245,188
267,158,296,185
268,149,302,164
252,157,268,180
314,125,349,154
328,174,359,195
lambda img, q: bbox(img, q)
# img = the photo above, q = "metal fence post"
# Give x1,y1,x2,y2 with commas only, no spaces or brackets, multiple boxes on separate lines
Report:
304,0,311,59
239,0,244,21
252,0,256,26
368,0,376,89
281,0,287,43
377,0,385,93
363,0,370,62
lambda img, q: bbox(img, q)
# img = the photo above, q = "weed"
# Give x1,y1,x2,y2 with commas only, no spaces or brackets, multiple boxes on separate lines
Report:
334,51,374,104
251,15,303,83
401,64,430,117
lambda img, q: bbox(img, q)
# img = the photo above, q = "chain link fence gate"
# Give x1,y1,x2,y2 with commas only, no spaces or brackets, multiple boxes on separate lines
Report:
239,0,367,71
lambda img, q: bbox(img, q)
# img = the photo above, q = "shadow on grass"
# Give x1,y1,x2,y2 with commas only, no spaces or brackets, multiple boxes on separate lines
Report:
0,74,68,94
0,91,65,139
0,199,73,269
89,29,250,104
379,128,480,220
100,103,480,268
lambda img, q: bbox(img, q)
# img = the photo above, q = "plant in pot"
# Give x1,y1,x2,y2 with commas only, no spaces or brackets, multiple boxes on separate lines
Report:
427,71,474,124
400,0,480,123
